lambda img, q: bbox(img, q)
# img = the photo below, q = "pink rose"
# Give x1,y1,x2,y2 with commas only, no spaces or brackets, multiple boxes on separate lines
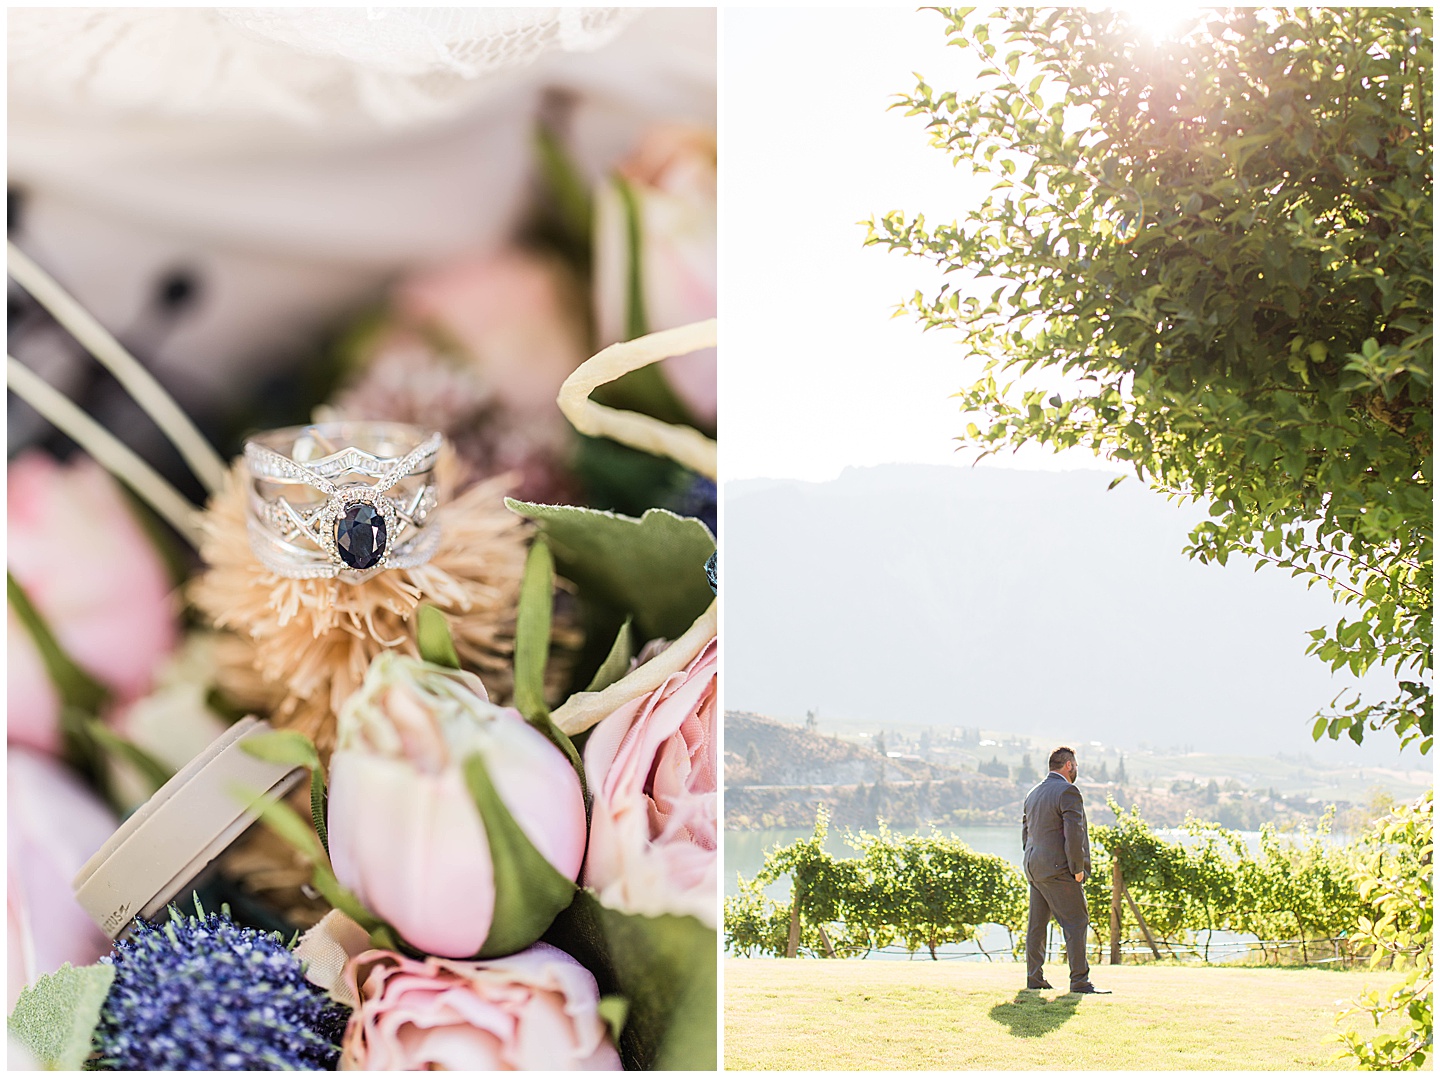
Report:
396,247,588,420
340,943,622,1071
7,452,178,752
8,749,117,1010
327,654,587,959
593,126,717,428
583,637,718,926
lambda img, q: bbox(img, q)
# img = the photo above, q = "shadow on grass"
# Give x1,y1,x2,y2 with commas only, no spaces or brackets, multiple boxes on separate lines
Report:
987,991,1082,1038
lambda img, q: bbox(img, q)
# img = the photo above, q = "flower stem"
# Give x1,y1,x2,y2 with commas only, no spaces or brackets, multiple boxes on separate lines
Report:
7,241,228,493
6,356,204,548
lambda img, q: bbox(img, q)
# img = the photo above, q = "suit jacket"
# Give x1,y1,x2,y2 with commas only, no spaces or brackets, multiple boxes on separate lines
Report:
1021,772,1092,881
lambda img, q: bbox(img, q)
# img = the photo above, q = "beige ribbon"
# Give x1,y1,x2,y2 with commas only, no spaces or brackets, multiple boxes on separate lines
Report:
557,319,717,482
550,319,718,736
295,908,373,1009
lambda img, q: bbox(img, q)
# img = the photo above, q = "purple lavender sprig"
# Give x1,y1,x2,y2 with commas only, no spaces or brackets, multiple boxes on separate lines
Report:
92,906,348,1071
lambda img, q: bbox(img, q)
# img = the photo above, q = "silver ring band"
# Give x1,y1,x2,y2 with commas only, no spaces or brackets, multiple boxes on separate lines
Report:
72,718,306,939
242,422,445,583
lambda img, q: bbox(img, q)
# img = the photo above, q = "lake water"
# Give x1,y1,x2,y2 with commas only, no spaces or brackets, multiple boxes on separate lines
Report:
724,824,1286,964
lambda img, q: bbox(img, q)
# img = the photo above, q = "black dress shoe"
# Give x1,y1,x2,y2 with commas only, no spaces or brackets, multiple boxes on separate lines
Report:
1025,980,1053,990
1070,982,1111,994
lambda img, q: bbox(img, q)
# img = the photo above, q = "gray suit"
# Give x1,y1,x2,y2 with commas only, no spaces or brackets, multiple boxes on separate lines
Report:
1021,771,1092,988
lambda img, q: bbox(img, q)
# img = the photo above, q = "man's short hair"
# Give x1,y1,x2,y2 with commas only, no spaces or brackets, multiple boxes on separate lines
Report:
1049,746,1076,772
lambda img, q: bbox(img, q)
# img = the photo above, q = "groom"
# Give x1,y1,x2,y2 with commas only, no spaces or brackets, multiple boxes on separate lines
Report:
1021,746,1107,994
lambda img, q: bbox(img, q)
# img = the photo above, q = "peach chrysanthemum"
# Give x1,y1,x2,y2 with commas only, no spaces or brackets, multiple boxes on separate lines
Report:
190,454,568,754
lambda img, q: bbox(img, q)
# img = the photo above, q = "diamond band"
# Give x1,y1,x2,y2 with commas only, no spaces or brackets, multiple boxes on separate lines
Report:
242,423,444,583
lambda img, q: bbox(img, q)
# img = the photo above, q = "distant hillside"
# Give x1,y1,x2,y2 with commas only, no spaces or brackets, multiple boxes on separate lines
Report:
723,711,1383,833
724,711,938,786
725,712,1019,831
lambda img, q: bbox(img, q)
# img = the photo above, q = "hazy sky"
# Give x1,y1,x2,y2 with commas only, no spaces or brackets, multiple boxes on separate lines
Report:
721,7,1119,481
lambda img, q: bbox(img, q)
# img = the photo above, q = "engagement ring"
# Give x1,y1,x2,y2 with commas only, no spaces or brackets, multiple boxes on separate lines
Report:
243,421,444,582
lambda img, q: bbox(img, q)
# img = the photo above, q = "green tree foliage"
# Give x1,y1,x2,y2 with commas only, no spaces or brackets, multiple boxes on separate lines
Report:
1016,752,1039,784
717,877,793,959
979,754,1009,779
1333,791,1433,1070
867,8,1432,753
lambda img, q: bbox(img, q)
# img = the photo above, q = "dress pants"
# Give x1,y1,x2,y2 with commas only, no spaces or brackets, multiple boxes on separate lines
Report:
1025,873,1091,988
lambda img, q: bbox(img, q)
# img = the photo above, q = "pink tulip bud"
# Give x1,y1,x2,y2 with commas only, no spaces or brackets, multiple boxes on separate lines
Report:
327,653,586,958
8,749,118,1009
7,452,178,755
593,126,717,427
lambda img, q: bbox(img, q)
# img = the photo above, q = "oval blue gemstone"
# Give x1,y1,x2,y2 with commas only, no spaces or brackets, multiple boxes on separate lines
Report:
336,503,386,570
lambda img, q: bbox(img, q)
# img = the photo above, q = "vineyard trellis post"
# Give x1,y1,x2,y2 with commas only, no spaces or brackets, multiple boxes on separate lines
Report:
1110,860,1123,965
1122,882,1163,961
785,891,801,958
817,923,837,959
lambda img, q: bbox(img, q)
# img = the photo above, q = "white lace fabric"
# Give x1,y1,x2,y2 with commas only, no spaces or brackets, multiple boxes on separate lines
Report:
9,7,634,132
4,6,711,401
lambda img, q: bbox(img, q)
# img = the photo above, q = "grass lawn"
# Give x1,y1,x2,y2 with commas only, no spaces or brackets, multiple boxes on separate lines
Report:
724,959,1410,1070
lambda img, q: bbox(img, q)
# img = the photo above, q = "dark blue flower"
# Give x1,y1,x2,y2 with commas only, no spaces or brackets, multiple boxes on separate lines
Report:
675,475,717,535
93,906,348,1071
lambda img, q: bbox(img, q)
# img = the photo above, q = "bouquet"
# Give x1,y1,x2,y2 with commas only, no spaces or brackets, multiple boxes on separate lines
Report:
8,124,718,1071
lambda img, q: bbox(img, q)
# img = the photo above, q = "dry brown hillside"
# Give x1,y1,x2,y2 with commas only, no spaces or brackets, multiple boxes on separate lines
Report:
724,711,937,786
724,711,1022,830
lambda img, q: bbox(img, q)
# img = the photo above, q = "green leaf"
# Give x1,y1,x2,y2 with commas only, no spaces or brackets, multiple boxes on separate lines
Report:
229,782,379,932
415,604,461,669
545,891,717,1070
8,962,115,1070
229,781,323,861
463,754,577,958
514,539,555,722
310,768,329,856
508,538,586,789
616,175,648,341
505,501,715,641
84,719,173,792
535,124,593,247
586,618,635,693
597,995,630,1043
8,572,107,714
240,730,322,772
239,730,329,853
